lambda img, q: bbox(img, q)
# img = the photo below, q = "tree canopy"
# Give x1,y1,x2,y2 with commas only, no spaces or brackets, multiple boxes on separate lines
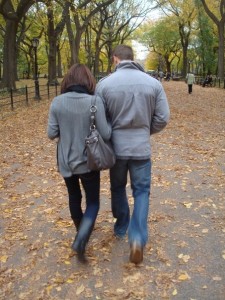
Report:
0,0,224,89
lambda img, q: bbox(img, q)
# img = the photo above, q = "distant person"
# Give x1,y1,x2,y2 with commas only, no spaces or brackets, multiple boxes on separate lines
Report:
47,63,112,262
165,72,171,81
202,74,212,87
158,70,164,82
186,72,195,94
96,44,170,264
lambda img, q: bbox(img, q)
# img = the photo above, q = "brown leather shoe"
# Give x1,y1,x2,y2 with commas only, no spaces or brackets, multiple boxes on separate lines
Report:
130,241,143,264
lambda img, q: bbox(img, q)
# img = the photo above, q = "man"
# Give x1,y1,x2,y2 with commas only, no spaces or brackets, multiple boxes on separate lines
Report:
96,45,170,264
158,70,164,82
186,72,195,94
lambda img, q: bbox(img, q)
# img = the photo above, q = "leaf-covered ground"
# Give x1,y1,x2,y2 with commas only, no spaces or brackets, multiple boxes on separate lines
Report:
0,81,225,300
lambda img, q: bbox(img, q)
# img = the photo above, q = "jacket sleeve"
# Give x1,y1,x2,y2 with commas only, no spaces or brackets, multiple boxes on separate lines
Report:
47,100,60,140
150,84,170,135
95,96,112,141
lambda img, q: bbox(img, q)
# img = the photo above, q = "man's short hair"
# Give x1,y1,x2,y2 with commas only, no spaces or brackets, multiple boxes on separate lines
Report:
112,45,134,61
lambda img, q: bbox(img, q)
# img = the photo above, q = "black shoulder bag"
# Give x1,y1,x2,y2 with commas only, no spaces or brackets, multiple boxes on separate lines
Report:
84,97,116,171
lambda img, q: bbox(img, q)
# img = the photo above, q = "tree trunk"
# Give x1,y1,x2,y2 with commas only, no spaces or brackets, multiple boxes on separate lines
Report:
217,22,224,80
66,17,79,66
1,19,18,90
48,36,58,85
0,0,36,89
46,0,69,84
47,6,58,85
57,45,63,78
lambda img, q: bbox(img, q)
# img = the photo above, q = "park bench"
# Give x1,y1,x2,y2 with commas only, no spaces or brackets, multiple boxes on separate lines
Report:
204,81,213,87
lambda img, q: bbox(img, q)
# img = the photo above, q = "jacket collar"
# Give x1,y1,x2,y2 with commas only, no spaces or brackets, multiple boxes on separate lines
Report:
115,61,145,73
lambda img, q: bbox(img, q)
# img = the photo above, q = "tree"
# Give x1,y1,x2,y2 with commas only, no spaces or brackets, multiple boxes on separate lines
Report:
194,1,217,75
45,0,70,85
199,0,225,79
90,0,150,73
0,0,39,89
154,0,196,76
66,0,116,67
138,16,181,72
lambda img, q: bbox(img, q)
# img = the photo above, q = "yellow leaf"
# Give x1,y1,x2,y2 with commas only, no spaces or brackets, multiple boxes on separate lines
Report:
222,254,225,260
46,285,53,294
178,273,190,281
172,289,178,296
76,284,85,295
0,255,8,263
67,279,74,284
64,261,71,265
183,202,192,208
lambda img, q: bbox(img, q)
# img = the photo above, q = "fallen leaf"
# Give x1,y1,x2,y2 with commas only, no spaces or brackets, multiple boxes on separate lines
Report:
178,273,190,281
95,281,103,288
0,255,8,263
212,276,222,281
183,202,192,208
76,284,85,295
116,288,125,293
67,279,74,284
172,289,178,295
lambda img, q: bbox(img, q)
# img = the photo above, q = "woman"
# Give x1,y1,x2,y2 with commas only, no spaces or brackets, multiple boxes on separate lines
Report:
47,64,111,262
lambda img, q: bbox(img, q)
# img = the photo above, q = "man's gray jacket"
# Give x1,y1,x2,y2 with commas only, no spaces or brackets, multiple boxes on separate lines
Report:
96,61,170,160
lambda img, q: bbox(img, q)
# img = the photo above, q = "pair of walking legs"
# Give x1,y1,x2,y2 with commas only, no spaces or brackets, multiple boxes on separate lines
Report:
64,171,100,262
64,159,151,264
110,159,151,264
188,84,193,94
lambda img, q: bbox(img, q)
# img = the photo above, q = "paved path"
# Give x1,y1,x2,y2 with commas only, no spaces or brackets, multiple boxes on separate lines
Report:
0,81,225,299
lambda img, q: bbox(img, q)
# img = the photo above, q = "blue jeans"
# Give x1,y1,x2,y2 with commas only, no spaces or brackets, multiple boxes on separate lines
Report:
110,159,151,246
64,171,100,222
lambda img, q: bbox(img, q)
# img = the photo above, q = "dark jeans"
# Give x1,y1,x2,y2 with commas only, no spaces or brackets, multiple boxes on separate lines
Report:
188,84,193,94
64,171,100,222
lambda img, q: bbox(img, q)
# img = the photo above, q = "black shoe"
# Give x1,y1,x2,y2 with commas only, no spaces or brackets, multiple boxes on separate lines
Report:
129,241,143,264
71,217,95,263
72,238,87,263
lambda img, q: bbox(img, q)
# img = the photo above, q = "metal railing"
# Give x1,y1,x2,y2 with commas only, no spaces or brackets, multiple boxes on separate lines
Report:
0,83,59,117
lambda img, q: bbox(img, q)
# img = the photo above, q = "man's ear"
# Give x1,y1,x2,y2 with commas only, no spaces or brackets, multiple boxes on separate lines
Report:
113,55,120,65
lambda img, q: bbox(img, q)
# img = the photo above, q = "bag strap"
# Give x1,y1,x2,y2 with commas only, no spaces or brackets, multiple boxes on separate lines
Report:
90,96,97,131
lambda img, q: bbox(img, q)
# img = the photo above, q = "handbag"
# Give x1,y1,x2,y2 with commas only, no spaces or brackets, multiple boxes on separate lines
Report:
84,97,116,171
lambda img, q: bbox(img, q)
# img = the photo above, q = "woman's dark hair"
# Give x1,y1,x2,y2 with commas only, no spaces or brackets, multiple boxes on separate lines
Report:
112,45,134,61
61,63,96,94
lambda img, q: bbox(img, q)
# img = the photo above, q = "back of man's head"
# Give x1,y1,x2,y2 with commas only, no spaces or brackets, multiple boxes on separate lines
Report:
112,45,134,61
